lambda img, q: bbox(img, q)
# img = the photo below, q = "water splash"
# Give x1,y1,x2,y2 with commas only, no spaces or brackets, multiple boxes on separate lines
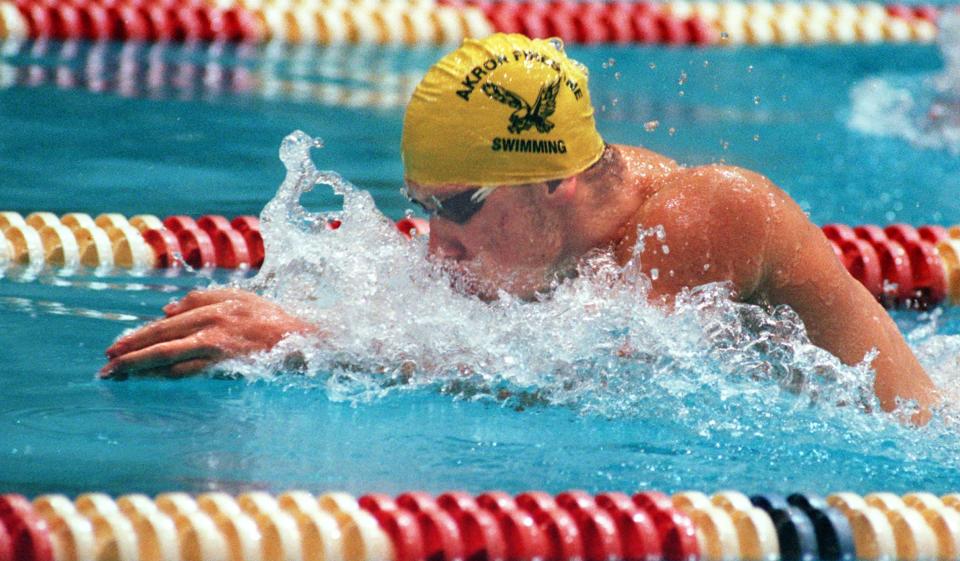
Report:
208,130,960,462
849,10,960,152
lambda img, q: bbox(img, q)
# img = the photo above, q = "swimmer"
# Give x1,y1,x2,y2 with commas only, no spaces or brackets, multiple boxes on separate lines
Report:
100,33,937,424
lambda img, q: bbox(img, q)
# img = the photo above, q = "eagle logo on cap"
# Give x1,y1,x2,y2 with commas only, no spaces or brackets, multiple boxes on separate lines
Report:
482,78,561,134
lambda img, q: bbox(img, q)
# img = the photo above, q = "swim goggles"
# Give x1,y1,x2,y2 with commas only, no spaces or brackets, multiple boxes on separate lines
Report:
406,186,496,225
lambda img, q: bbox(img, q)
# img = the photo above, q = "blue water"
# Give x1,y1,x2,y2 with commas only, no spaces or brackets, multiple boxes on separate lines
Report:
2,37,960,498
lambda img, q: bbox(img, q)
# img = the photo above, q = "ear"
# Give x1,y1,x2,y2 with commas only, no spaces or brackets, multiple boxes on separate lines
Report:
544,176,578,205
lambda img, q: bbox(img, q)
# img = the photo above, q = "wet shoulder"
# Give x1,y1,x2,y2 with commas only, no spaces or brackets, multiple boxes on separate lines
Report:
639,163,787,229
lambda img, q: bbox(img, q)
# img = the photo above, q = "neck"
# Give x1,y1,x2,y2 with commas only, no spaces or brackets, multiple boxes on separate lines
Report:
565,144,670,260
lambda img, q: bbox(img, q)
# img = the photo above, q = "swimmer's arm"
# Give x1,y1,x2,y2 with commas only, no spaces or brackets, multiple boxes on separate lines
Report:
639,165,937,424
99,288,318,379
755,181,938,424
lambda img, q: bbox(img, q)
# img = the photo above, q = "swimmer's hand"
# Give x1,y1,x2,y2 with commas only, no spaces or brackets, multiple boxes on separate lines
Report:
99,288,317,379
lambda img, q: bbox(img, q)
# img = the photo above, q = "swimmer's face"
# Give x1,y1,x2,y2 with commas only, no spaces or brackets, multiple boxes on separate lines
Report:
405,180,568,300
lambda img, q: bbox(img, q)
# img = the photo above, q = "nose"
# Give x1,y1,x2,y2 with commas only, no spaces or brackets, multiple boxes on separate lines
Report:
428,218,468,261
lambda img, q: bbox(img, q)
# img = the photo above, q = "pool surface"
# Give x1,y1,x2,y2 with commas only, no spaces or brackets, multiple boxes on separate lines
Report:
2,36,960,498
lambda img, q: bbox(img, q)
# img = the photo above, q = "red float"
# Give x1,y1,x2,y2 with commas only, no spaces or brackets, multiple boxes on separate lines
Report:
596,496,661,561
412,508,464,561
631,492,672,513
476,492,517,514
164,215,199,233
230,216,260,235
515,492,558,516
175,227,217,269
366,508,425,561
631,494,699,561
602,3,635,43
242,229,264,268
85,4,119,40
0,496,53,561
546,8,579,43
657,13,690,45
914,4,939,22
359,494,399,514
397,492,440,514
0,522,10,561
870,238,915,305
145,6,181,42
686,17,716,45
555,498,622,561
436,493,479,516
476,494,550,561
918,225,949,245
438,496,507,561
116,5,151,41
208,7,241,42
572,3,610,44
885,4,914,19
595,492,636,515
143,228,182,269
632,11,661,44
54,4,87,39
854,224,889,245
197,214,234,236
177,6,212,41
839,238,883,298
883,224,921,247
900,238,947,308
518,4,550,38
527,503,584,561
488,2,522,34
23,4,53,39
211,228,252,269
821,223,857,243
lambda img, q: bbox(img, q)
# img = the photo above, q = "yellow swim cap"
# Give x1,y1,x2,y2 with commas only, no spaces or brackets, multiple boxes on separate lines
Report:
402,33,605,188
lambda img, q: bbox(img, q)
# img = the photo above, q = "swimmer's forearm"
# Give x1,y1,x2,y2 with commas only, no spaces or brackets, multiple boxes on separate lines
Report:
761,208,937,424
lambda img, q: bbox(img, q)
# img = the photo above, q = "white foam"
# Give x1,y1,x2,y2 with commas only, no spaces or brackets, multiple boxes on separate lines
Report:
849,10,960,153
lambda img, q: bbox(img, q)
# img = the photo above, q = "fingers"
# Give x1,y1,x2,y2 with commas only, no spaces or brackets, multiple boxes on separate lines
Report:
124,359,216,379
99,336,216,379
164,288,255,317
106,308,215,359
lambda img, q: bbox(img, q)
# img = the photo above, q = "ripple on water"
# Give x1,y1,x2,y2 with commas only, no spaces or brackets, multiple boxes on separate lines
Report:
0,403,223,439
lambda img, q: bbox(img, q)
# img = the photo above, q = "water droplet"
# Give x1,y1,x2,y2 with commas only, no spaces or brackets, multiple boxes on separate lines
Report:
668,127,677,136
720,139,729,150
644,120,660,132
602,57,616,69
678,90,685,97
747,65,754,73
611,98,619,106
703,60,710,67
781,94,788,102
753,96,761,104
678,71,687,86
648,62,656,69
661,245,670,254
651,268,660,280
753,134,760,141
614,71,622,80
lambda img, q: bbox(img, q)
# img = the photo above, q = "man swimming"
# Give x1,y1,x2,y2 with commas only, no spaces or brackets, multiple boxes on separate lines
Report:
100,33,938,424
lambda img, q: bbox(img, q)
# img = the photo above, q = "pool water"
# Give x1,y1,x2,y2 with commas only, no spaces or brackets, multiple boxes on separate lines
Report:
2,37,960,498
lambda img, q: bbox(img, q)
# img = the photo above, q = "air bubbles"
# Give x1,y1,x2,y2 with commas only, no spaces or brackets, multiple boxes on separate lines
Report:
644,120,660,132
